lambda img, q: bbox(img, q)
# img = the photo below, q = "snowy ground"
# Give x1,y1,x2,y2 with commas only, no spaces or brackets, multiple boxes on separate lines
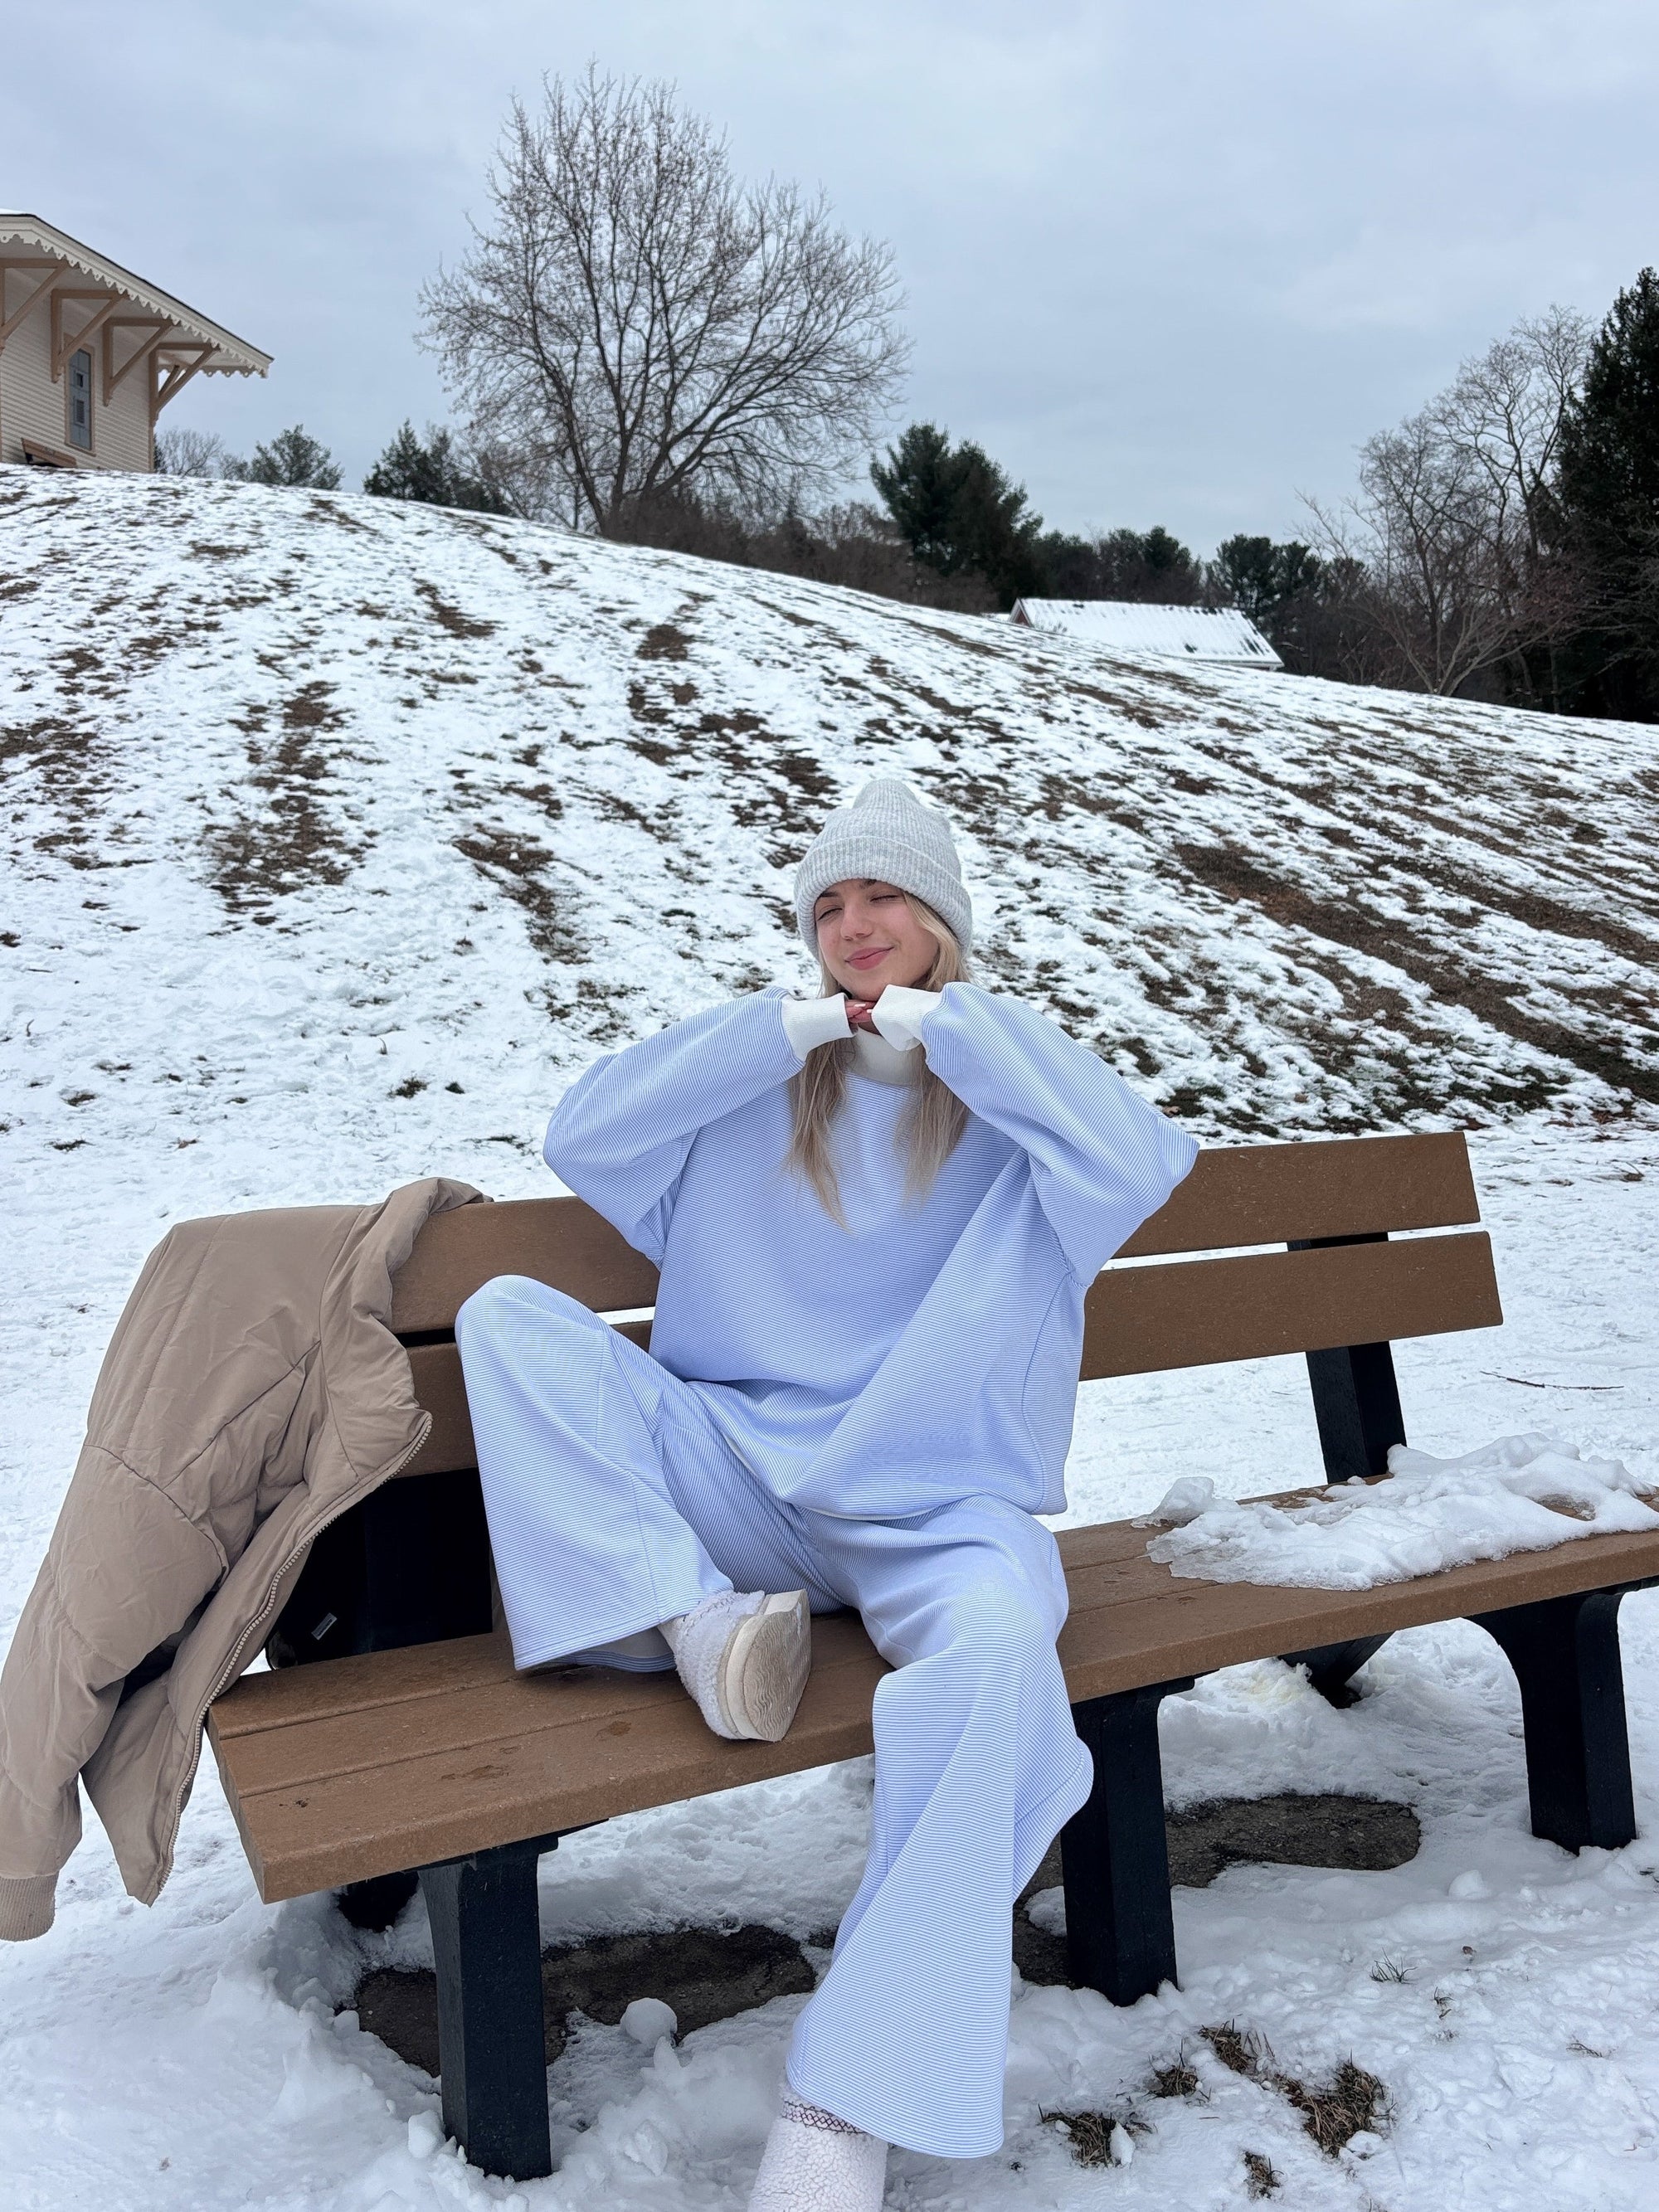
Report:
3,471,1658,2210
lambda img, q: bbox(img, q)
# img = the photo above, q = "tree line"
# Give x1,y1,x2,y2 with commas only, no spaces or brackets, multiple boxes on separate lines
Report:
158,69,1659,720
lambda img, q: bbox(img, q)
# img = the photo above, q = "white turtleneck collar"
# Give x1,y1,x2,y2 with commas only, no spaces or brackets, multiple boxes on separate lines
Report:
849,1028,920,1086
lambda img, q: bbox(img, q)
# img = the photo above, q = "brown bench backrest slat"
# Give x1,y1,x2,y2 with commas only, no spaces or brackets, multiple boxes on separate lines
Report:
1081,1231,1501,1379
402,1323,652,1481
389,1133,1482,1338
1115,1130,1478,1257
388,1135,1498,1475
404,1344,474,1478
401,1231,1501,1478
391,1194,659,1334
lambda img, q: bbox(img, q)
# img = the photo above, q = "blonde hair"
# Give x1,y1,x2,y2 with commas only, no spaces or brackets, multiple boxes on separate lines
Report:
786,895,971,1227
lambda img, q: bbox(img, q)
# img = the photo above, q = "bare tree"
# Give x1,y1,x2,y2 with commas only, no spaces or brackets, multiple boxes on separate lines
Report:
1305,308,1591,696
606,490,996,610
462,431,567,522
1431,306,1589,568
1306,418,1517,694
421,70,910,534
155,425,245,479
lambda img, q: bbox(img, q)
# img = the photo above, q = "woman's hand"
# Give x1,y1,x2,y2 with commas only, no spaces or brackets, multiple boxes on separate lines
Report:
844,997,880,1033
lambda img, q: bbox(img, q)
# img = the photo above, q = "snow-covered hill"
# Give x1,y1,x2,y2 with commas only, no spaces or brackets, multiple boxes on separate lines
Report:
3,466,1654,1190
4,469,1659,2212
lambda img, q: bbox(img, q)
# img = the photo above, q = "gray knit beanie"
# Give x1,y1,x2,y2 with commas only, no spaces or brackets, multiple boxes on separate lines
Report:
794,779,973,952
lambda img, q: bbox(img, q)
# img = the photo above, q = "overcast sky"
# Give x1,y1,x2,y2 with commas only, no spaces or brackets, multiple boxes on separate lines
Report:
7,0,1657,551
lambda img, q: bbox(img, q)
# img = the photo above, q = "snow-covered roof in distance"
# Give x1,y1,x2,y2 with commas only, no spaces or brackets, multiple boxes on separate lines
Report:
1011,599,1283,669
0,213,270,375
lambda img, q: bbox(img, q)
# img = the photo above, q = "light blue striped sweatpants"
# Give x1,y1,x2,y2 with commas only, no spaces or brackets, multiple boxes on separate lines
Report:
454,1274,1094,2160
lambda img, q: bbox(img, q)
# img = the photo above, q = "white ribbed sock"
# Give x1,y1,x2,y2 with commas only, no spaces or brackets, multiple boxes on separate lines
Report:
748,2093,888,2211
573,1625,673,1668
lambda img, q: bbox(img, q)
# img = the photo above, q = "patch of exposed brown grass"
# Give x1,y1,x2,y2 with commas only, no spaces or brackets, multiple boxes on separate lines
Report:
1279,2058,1386,2156
1202,2023,1387,2157
1148,2053,1202,2099
1040,2107,1146,2167
1244,2148,1282,2196
416,578,496,638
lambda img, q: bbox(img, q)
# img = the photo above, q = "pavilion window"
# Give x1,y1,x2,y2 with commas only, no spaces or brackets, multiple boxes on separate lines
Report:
68,348,93,451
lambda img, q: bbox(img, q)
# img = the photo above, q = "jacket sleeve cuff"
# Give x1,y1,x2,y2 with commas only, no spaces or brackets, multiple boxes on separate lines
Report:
870,986,942,1052
781,994,852,1058
0,1873,56,1942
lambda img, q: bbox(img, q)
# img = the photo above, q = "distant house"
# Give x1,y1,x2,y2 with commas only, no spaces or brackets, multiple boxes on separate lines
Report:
1010,598,1283,671
0,214,270,473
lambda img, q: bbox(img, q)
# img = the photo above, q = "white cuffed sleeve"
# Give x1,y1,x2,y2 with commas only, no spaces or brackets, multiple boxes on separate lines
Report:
544,993,801,1262
869,986,942,1052
914,983,1199,1280
781,993,853,1058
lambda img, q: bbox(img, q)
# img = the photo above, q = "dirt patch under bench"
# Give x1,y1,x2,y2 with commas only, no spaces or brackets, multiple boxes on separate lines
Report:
346,1792,1420,2075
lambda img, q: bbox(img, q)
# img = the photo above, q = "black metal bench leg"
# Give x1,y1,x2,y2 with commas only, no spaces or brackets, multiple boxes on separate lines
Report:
1060,1678,1194,2005
1471,1590,1637,1853
419,1838,552,2180
1302,1337,1405,1485
1286,1296,1408,1705
1280,1632,1392,1709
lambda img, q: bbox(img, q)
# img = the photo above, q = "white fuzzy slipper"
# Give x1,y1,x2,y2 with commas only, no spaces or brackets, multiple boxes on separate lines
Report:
664,1589,811,1742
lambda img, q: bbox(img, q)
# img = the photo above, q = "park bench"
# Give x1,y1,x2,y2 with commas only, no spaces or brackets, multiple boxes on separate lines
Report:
207,1129,1657,2180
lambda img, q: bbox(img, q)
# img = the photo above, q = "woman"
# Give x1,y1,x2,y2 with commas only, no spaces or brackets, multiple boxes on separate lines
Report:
455,778,1198,2210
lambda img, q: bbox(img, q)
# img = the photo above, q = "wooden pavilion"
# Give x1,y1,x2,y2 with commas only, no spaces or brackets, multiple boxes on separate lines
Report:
0,213,270,472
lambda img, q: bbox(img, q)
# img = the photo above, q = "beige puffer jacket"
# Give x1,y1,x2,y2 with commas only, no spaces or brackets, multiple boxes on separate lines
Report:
0,1176,484,1940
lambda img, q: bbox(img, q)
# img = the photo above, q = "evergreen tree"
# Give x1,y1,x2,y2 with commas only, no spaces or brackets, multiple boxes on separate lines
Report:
1554,267,1659,720
870,424,966,571
1135,526,1198,591
870,423,1043,606
363,422,509,513
1033,531,1101,598
244,425,343,489
1209,535,1345,673
1032,524,1203,603
941,442,1044,603
1210,535,1323,625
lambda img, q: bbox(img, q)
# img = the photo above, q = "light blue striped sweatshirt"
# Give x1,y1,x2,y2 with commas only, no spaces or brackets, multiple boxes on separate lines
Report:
543,984,1199,1519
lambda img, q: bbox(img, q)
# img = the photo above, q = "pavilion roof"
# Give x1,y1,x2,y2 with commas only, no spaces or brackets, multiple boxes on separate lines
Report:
0,213,270,376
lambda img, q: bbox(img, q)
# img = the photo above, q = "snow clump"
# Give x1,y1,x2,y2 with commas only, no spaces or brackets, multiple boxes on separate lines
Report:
1146,1434,1659,1588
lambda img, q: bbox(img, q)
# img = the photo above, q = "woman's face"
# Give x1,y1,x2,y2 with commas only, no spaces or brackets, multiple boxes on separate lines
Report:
814,879,937,999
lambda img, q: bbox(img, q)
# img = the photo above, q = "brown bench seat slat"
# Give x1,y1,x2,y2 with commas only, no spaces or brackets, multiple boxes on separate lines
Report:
397,1232,1501,1479
1072,1526,1659,1661
1058,1540,1659,1693
216,1616,888,1898
212,1509,1659,1901
208,1628,534,1738
213,1625,888,1797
